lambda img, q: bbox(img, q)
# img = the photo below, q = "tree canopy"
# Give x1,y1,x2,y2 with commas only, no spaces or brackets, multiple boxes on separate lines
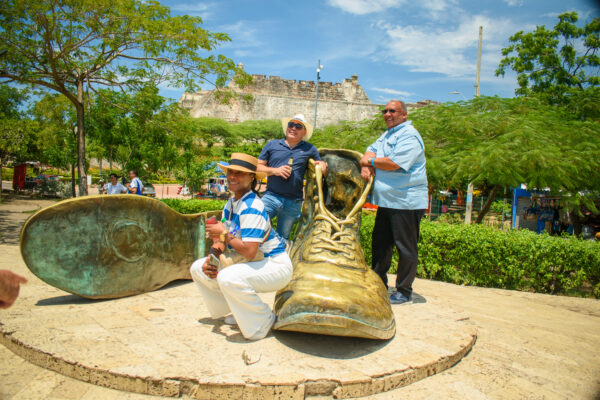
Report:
0,86,37,197
0,0,250,194
410,96,600,221
496,11,600,106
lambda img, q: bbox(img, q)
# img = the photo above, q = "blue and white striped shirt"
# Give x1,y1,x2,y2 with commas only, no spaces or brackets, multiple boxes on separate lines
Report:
222,191,286,257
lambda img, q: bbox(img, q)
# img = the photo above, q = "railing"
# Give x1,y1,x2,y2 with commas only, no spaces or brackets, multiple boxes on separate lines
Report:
426,194,512,229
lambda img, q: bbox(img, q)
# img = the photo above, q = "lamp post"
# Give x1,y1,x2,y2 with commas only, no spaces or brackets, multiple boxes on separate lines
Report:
313,60,323,128
449,88,474,223
450,25,483,225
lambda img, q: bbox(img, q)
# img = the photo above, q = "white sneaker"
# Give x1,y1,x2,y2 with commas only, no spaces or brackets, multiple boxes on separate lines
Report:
223,315,237,325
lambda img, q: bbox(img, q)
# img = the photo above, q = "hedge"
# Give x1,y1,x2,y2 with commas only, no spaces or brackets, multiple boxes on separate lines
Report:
414,220,600,298
160,198,227,214
161,199,600,298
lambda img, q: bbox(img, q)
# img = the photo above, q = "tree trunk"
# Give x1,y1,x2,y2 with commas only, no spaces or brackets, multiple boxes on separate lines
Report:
71,162,76,198
0,160,3,200
76,79,88,196
475,184,500,224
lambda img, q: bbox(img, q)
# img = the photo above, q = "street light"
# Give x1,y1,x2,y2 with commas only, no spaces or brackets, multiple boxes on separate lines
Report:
449,90,467,101
313,60,323,128
449,89,474,223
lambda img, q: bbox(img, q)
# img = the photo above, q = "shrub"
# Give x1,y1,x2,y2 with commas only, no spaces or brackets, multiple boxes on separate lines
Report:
434,213,463,224
160,200,600,298
490,199,512,216
160,198,227,214
416,221,599,298
360,214,599,298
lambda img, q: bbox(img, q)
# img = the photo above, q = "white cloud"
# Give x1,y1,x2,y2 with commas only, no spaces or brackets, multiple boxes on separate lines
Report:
327,0,456,16
326,0,404,15
218,21,263,49
371,87,413,97
503,0,522,6
171,2,211,18
377,15,521,78
420,0,455,12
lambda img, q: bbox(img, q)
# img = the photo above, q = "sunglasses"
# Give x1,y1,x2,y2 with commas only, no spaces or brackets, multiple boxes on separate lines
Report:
287,122,304,130
381,109,398,115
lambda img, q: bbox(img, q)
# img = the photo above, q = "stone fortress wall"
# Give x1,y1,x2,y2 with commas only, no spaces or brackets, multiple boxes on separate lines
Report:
179,63,436,127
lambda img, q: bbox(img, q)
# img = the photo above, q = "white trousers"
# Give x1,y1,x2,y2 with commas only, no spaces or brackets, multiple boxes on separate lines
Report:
190,253,293,340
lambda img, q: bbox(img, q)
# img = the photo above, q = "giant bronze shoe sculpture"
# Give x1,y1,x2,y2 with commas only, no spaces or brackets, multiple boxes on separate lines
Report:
273,149,395,340
20,195,218,299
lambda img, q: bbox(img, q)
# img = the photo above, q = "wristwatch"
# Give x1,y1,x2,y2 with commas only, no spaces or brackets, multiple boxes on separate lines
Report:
370,157,375,167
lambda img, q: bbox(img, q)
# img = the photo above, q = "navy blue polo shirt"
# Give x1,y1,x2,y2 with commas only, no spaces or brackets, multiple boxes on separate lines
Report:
258,139,320,199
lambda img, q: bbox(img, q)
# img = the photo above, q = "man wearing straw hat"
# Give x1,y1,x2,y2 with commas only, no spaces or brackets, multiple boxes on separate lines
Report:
257,114,327,240
190,153,291,341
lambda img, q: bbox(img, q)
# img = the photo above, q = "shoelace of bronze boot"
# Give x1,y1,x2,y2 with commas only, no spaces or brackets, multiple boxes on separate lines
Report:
305,162,373,267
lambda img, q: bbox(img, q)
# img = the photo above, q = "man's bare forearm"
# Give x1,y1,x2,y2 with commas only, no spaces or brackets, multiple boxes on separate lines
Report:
360,152,401,171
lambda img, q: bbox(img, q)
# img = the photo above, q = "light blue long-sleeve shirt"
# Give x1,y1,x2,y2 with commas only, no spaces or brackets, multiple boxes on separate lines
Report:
366,120,428,210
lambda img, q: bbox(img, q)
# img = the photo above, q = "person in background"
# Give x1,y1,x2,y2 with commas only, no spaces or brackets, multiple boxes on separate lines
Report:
103,173,128,194
190,153,291,341
127,170,144,195
257,113,327,241
360,100,428,305
0,270,27,309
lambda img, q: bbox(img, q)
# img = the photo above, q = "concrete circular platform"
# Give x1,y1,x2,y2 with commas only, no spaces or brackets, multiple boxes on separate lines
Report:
0,279,476,399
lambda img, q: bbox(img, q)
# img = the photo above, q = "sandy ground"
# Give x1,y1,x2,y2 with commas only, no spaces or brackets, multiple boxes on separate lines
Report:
0,196,599,400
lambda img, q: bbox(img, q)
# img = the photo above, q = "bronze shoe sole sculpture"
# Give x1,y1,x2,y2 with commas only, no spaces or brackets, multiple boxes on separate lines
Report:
274,149,395,340
20,195,217,299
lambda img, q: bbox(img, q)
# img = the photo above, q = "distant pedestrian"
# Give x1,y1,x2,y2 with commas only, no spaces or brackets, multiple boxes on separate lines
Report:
256,113,327,240
127,170,144,195
103,173,128,195
360,100,428,305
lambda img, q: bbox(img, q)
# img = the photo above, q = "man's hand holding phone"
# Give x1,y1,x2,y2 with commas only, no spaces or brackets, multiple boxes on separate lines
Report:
202,253,221,279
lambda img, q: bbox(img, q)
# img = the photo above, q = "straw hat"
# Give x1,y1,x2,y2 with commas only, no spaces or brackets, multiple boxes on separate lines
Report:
217,153,266,180
281,113,314,141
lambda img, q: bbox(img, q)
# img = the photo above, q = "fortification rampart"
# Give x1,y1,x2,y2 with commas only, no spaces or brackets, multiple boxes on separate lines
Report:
179,64,437,127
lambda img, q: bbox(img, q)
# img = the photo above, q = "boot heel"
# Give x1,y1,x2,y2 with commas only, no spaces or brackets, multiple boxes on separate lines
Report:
21,195,216,299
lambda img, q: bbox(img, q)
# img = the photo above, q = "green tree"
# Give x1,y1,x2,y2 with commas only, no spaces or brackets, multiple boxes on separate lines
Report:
410,96,600,222
311,116,384,152
0,0,250,195
496,11,600,106
31,94,78,196
176,157,218,198
230,119,282,155
0,86,36,198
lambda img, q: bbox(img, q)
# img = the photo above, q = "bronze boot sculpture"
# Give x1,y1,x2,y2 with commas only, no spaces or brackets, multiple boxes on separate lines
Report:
273,149,395,340
20,195,218,299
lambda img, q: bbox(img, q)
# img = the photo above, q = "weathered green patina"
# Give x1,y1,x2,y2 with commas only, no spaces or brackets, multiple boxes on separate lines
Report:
20,195,220,299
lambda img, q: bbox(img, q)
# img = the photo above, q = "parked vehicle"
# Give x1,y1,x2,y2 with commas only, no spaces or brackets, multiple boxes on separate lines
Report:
142,182,156,198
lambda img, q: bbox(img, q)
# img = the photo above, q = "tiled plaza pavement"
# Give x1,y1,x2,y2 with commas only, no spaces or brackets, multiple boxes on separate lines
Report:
1,197,599,399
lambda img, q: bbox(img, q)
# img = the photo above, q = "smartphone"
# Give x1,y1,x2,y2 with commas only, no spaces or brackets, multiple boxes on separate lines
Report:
208,253,220,270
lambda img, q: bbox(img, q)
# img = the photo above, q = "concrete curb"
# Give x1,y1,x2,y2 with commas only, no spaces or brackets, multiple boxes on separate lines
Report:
0,324,476,399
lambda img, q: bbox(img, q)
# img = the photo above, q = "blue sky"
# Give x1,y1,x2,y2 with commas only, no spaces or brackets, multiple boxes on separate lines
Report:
159,0,599,105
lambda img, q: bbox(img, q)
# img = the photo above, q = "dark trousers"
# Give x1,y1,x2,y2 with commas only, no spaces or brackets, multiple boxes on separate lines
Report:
371,207,425,298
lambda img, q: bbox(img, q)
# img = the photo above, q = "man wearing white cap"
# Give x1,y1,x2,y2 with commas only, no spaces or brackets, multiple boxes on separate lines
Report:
257,114,327,240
